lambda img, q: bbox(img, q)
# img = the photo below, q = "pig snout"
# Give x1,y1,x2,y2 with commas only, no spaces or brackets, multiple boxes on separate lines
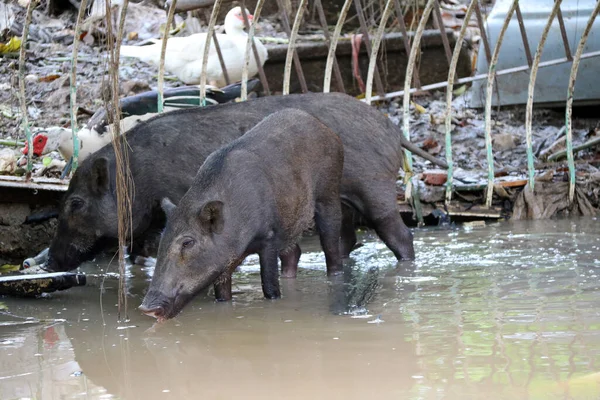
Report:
139,291,173,321
138,304,166,321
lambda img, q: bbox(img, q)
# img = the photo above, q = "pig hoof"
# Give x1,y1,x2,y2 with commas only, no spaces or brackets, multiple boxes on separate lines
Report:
265,292,281,300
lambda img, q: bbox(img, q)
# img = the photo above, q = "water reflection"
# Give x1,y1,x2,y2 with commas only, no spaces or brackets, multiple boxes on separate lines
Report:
0,218,599,399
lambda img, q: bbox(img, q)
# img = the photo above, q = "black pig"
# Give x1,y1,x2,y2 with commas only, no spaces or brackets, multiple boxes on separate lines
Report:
139,109,344,320
46,93,446,295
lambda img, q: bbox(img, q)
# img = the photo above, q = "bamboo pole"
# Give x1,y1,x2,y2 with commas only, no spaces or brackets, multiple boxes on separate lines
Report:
402,0,435,225
105,0,132,321
240,4,270,96
283,0,308,95
444,0,477,204
158,0,178,113
483,0,518,208
524,0,563,190
323,0,352,93
365,0,394,104
199,0,223,105
276,0,308,93
565,0,600,203
241,0,265,100
18,0,37,176
367,50,600,102
69,0,89,174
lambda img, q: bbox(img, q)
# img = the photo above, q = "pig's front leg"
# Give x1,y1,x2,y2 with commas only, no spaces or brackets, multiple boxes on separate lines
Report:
214,274,232,302
259,244,281,299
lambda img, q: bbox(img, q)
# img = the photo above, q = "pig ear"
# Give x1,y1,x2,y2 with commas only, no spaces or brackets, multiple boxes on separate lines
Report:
198,201,224,234
90,157,110,195
161,197,176,217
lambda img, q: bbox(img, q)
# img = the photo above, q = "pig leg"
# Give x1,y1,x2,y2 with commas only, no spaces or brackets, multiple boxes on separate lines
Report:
363,187,415,260
259,245,281,299
315,200,343,276
214,274,232,301
340,205,357,258
280,244,300,279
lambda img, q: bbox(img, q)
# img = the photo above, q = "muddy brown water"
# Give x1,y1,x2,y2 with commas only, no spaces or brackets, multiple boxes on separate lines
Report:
1,218,600,400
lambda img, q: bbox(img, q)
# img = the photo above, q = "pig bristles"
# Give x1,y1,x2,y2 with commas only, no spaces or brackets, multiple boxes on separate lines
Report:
103,0,134,322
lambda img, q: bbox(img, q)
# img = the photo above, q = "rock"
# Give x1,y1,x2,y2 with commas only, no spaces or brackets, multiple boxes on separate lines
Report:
493,133,519,152
0,203,30,226
25,74,38,83
422,170,447,186
0,148,17,174
121,80,151,97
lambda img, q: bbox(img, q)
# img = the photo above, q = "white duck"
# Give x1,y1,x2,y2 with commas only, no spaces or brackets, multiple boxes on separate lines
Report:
120,6,268,87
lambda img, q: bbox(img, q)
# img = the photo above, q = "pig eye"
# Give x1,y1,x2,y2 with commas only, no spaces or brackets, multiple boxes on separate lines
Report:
181,238,195,249
70,198,84,211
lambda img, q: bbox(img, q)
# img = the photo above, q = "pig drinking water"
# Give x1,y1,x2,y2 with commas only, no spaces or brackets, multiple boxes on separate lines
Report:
139,109,344,320
45,92,447,294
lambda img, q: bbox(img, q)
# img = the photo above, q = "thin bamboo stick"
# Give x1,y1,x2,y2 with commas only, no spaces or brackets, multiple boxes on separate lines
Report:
18,0,37,176
565,0,600,203
199,0,223,104
314,0,345,92
483,0,518,208
240,4,270,96
444,0,477,204
514,3,533,67
277,0,308,93
402,0,435,224
323,0,353,93
158,0,178,113
394,0,421,88
241,0,265,100
432,0,452,66
368,50,600,102
105,0,132,321
525,0,563,190
68,0,89,174
365,0,394,104
283,0,308,95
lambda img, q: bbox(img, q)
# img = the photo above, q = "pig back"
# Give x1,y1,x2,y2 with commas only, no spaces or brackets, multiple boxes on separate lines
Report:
232,109,345,243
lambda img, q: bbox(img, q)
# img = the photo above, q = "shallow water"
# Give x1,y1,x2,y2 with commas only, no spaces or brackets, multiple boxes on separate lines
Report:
1,218,600,400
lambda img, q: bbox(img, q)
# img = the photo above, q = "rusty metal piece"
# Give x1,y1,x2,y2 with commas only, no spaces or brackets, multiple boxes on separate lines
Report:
514,2,533,67
314,0,345,93
432,0,452,66
241,3,270,95
354,0,385,96
277,0,309,94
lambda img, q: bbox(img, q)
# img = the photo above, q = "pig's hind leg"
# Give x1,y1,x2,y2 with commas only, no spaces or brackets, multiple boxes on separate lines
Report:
315,198,343,276
280,244,301,278
362,184,415,260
